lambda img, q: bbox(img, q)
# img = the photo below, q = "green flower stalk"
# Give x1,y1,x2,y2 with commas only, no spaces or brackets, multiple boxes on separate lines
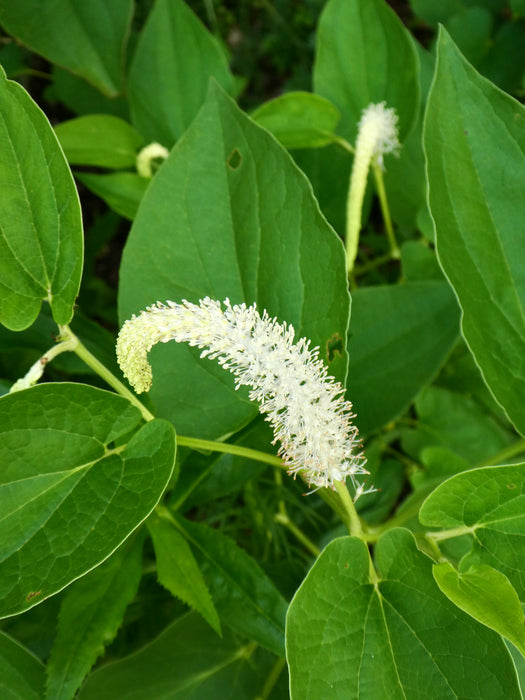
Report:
345,102,400,272
117,297,372,497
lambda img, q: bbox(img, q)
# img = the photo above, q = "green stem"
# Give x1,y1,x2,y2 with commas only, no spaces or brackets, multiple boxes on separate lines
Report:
333,136,355,156
334,480,364,538
371,161,400,260
420,534,445,561
61,326,155,423
255,656,287,700
475,438,525,467
10,335,77,392
426,525,475,542
353,251,394,277
177,435,283,468
367,549,379,585
274,512,320,557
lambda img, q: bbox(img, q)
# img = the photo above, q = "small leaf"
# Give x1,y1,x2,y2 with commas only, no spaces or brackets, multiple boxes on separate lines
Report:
420,464,525,598
424,29,525,437
76,172,148,221
348,281,460,435
286,529,520,699
314,0,419,141
0,383,176,618
0,632,45,700
0,66,83,330
128,0,235,145
252,92,341,149
55,115,143,169
403,385,514,465
147,510,220,635
175,514,287,656
45,535,145,700
0,0,133,96
433,561,525,656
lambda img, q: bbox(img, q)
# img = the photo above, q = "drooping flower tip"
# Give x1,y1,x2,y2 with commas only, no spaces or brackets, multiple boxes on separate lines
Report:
357,101,400,164
116,297,371,497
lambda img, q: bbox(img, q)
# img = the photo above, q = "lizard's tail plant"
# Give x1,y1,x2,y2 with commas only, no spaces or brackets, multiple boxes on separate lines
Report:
346,102,400,273
116,297,372,499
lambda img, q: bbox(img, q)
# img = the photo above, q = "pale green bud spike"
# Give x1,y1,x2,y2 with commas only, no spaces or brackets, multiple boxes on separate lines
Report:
345,102,400,272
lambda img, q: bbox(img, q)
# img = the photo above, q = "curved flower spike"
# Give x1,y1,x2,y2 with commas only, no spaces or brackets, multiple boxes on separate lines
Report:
117,297,371,495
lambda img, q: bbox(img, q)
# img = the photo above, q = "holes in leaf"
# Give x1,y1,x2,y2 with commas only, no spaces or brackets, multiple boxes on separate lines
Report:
326,334,344,363
227,148,242,170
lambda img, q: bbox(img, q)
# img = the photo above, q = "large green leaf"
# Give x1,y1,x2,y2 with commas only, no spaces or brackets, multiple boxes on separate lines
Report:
420,464,525,599
0,632,45,700
347,281,460,435
0,0,132,96
128,0,235,146
118,84,350,440
424,29,525,436
314,0,419,141
0,383,175,618
286,529,520,699
175,514,287,657
78,613,287,700
45,535,144,700
0,66,83,331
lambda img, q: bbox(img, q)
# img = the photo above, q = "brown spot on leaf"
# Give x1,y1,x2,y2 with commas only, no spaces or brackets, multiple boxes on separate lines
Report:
326,333,344,363
227,149,242,170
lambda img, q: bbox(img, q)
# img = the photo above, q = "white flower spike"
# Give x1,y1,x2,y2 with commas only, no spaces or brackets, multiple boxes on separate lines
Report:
346,102,400,271
117,297,371,496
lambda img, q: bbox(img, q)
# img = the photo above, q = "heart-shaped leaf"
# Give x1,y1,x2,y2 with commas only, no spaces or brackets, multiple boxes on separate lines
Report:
286,529,520,698
0,383,175,618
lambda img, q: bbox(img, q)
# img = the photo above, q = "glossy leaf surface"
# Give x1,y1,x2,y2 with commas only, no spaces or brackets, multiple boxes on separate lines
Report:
287,529,520,699
420,464,525,598
0,0,132,96
425,30,525,436
0,67,83,330
0,384,175,618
